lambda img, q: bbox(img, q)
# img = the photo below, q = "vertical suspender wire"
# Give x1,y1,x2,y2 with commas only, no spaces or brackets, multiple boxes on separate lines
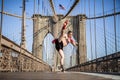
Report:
84,0,86,14
46,0,49,16
0,0,4,51
89,0,93,61
79,0,81,14
43,0,45,15
37,0,40,14
47,2,49,16
102,0,108,72
81,0,83,14
82,0,84,14
89,0,93,71
102,0,107,58
113,0,117,52
34,0,36,14
113,0,118,72
94,0,97,59
94,0,97,72
42,0,43,15
44,1,46,15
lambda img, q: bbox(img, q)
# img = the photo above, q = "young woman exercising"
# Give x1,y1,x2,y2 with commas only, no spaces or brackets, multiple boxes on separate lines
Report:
52,20,78,72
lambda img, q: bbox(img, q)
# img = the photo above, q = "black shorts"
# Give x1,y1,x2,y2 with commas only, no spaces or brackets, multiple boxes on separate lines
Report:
55,39,63,51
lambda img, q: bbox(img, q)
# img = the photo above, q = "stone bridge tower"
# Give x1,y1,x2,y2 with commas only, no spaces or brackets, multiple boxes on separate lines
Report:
32,14,87,64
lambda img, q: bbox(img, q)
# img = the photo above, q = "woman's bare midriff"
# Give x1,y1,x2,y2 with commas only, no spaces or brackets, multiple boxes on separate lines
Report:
58,34,69,46
61,37,68,46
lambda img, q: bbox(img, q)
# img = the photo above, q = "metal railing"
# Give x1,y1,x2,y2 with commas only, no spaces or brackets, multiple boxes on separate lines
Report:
66,52,120,73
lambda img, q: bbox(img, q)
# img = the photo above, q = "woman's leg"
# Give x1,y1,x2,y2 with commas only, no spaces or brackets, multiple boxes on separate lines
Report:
58,49,64,65
58,49,64,71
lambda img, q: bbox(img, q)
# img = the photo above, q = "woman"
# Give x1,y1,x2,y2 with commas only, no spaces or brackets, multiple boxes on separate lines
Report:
52,20,78,72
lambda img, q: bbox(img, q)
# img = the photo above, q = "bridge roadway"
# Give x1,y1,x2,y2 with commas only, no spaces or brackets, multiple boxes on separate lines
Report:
0,72,119,80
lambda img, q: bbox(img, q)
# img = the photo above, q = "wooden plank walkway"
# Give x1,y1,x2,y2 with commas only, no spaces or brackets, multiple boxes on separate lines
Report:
0,72,115,80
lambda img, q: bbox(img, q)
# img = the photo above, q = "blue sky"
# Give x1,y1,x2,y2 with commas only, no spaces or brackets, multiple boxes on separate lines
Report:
0,0,120,61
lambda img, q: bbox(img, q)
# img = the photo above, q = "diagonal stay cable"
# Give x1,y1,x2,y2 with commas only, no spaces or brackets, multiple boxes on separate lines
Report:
87,11,120,19
61,0,80,20
0,11,36,20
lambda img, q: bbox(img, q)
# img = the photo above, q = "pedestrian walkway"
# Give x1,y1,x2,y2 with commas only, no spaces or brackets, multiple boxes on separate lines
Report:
0,72,119,80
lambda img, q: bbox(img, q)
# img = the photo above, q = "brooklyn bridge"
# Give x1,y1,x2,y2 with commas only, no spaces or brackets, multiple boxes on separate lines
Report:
0,0,120,80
